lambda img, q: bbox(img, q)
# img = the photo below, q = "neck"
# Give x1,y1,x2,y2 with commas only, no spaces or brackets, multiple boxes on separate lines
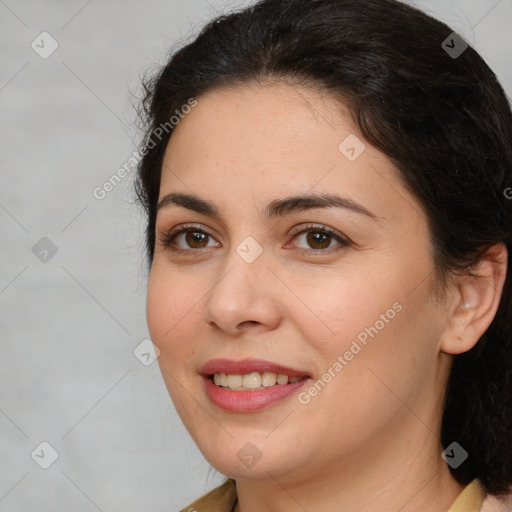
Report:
234,418,465,512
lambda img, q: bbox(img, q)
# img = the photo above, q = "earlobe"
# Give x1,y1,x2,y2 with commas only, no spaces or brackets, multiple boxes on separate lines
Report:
440,242,508,355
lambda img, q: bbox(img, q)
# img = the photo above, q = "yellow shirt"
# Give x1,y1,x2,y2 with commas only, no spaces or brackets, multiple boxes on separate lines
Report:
179,478,487,512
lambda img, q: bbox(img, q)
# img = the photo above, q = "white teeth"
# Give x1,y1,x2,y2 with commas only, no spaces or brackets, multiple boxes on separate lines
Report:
212,371,305,390
213,373,227,386
261,371,277,387
226,374,243,389
242,372,262,389
277,374,289,385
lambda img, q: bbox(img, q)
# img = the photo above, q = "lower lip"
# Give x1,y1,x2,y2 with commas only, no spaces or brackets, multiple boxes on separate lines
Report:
203,375,311,412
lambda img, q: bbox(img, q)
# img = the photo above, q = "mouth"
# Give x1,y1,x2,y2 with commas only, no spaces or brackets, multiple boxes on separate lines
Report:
210,371,307,390
200,359,312,412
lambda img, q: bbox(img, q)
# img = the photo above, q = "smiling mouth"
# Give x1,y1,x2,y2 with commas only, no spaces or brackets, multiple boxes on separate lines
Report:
210,371,308,391
202,360,312,412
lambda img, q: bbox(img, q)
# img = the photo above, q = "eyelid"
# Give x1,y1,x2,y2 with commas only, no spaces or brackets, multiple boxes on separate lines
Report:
158,223,218,249
158,222,350,254
288,223,347,241
287,223,351,252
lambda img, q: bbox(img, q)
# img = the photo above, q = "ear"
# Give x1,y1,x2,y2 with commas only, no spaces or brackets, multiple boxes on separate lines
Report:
440,243,508,355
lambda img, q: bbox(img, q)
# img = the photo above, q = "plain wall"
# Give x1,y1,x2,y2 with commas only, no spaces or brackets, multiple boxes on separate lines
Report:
1,0,511,509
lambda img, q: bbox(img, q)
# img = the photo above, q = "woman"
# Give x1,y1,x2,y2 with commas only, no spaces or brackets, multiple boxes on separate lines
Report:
135,0,512,510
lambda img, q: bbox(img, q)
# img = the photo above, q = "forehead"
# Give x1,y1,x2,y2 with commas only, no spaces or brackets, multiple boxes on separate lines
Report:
163,81,352,176
159,82,423,226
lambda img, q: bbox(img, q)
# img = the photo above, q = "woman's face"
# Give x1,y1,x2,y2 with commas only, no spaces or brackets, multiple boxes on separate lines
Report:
146,82,453,484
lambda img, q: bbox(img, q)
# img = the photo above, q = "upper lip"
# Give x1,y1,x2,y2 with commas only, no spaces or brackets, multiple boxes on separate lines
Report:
201,358,311,378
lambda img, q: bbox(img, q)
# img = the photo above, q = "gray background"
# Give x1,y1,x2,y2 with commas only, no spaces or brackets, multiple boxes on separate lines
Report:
1,0,511,510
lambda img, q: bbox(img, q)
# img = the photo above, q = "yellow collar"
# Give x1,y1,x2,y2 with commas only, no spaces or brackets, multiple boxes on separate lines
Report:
179,478,237,512
180,477,484,512
447,479,484,512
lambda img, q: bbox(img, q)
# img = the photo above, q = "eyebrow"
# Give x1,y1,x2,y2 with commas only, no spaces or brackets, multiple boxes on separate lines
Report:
156,192,378,221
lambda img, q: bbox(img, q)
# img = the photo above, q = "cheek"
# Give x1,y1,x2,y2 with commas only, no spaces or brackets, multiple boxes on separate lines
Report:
291,271,389,356
146,270,171,342
304,258,437,377
146,265,199,356
146,267,201,412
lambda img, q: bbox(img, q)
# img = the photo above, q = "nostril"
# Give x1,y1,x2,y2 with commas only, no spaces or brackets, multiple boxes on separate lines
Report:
238,320,259,328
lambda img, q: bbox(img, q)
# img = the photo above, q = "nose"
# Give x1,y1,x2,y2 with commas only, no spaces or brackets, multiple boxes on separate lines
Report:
204,247,282,335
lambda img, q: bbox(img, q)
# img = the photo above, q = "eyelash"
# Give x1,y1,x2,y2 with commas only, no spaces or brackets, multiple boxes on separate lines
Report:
158,223,351,256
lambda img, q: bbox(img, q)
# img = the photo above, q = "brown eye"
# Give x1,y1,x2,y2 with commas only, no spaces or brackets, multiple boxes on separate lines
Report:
160,225,220,252
290,225,350,254
305,231,332,250
184,230,210,248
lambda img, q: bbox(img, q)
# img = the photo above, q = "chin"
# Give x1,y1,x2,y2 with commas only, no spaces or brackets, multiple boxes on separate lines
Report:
196,432,305,480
